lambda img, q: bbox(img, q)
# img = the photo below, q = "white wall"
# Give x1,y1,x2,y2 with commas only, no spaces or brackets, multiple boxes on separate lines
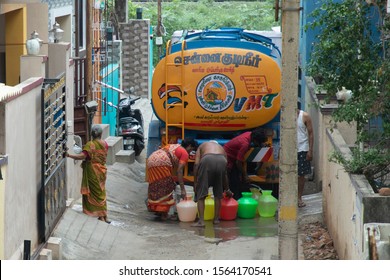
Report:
323,128,365,259
1,41,82,259
306,76,390,259
4,78,42,259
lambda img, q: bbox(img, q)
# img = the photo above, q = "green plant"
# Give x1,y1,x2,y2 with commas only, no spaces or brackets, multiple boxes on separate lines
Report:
329,147,390,187
306,0,390,183
130,0,278,66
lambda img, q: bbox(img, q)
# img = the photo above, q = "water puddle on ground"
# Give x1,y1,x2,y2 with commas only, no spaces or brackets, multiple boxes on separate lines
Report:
178,216,278,243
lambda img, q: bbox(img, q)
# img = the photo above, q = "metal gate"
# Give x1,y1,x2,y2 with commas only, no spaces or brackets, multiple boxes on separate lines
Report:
39,73,67,242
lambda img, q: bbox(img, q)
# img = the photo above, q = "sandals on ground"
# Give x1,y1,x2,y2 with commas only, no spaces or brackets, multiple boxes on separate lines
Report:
98,216,111,224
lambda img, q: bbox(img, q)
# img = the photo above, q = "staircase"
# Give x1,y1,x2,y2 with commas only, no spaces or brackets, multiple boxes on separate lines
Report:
100,124,135,165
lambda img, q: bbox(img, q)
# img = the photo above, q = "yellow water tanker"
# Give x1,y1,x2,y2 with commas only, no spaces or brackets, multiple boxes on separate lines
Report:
152,46,281,132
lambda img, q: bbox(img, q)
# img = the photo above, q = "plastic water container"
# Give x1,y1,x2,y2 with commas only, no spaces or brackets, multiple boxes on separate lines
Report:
257,190,278,217
176,195,198,222
237,192,258,219
204,194,215,221
220,195,238,221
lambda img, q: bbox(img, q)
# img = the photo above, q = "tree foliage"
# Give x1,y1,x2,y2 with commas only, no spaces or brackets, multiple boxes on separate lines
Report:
306,0,390,185
129,0,276,30
128,0,278,65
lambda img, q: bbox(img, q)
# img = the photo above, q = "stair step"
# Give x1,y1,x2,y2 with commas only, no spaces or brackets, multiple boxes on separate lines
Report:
115,150,135,164
105,136,123,165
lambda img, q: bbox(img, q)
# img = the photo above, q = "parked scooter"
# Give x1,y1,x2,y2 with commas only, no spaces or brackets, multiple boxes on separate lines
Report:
96,80,145,156
115,88,145,156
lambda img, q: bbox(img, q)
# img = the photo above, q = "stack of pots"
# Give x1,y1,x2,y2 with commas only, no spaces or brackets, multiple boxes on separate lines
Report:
176,190,277,223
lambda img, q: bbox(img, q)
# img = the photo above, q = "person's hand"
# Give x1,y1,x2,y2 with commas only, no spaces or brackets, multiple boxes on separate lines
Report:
307,150,313,161
243,176,251,183
224,189,233,198
180,189,187,200
63,146,69,158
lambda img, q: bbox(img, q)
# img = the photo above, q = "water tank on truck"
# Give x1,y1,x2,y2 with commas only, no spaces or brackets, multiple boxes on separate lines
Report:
147,28,282,183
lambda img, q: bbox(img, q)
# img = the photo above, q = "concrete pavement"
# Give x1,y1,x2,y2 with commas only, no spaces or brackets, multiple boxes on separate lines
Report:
48,182,321,260
38,96,324,260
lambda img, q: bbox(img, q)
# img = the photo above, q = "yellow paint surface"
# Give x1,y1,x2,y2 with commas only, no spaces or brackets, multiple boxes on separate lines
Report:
152,47,281,131
5,7,26,86
279,206,297,220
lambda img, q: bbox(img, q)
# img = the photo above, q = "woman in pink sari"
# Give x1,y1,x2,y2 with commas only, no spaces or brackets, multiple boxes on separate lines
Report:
147,138,197,220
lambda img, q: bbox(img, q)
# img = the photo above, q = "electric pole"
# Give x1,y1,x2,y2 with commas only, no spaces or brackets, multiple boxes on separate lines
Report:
278,0,301,259
157,0,162,59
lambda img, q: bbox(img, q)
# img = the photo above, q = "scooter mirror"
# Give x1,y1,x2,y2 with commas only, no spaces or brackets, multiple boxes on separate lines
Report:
129,87,135,94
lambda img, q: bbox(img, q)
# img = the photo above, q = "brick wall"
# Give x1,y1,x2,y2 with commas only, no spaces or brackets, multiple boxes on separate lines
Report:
121,20,150,98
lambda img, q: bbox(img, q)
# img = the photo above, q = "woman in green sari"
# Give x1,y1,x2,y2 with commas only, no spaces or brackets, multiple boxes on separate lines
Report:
66,125,109,223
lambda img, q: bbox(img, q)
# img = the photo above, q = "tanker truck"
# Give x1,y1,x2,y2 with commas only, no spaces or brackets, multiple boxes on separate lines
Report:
148,27,281,185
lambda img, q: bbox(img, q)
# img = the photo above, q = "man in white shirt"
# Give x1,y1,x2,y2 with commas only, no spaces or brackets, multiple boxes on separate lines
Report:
297,108,314,207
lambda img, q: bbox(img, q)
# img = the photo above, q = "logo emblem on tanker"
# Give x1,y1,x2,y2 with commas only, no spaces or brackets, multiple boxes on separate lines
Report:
157,84,188,109
196,74,235,113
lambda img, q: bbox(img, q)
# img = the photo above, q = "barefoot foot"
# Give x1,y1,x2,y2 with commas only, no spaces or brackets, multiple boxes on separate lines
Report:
191,221,205,227
298,201,306,208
